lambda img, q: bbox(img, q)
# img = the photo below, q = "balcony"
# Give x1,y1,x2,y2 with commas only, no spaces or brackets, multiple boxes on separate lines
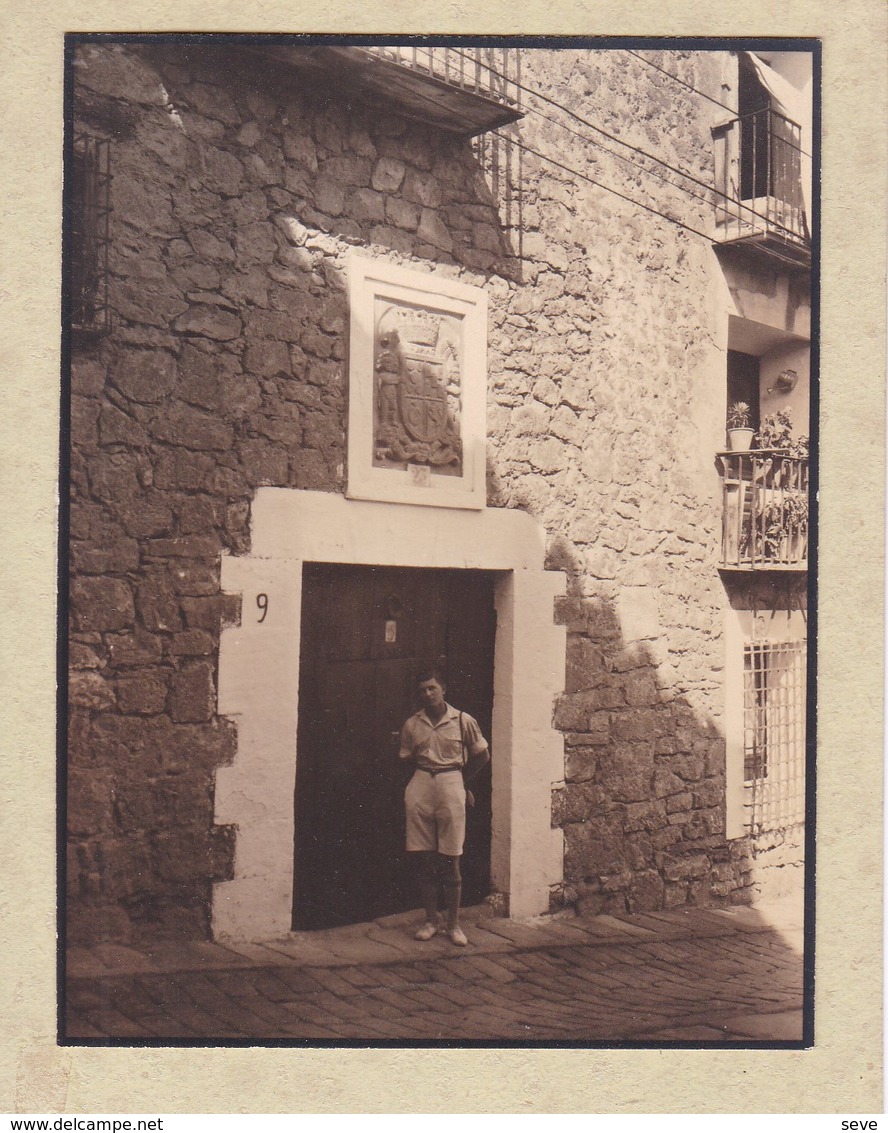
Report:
247,45,524,137
718,451,809,570
712,108,810,268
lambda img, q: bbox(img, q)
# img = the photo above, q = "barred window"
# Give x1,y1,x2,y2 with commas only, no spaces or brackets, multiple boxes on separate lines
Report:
70,133,111,333
743,639,806,832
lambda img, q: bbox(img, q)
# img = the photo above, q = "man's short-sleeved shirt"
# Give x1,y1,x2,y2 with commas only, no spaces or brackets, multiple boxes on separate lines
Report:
399,704,488,772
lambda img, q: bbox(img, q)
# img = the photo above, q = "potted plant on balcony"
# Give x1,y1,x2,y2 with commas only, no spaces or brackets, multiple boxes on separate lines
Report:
753,406,809,459
726,401,754,451
756,490,809,562
745,406,810,564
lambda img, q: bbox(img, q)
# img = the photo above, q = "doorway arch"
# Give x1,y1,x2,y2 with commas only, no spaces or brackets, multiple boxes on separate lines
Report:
212,489,566,941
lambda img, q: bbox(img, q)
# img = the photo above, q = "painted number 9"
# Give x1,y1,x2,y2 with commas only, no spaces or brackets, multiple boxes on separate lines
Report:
256,593,269,623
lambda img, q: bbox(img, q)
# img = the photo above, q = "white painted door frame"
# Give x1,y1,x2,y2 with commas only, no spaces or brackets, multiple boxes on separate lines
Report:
212,489,566,941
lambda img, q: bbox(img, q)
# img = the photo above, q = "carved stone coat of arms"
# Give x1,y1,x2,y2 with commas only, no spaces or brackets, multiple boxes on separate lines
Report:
372,301,463,477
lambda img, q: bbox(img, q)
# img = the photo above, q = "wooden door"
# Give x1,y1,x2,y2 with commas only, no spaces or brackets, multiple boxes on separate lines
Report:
293,564,496,930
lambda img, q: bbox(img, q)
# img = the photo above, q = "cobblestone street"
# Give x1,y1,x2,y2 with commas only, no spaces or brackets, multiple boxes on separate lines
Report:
65,897,806,1043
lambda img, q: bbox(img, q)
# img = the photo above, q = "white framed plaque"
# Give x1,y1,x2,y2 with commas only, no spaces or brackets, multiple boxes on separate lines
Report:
347,257,488,509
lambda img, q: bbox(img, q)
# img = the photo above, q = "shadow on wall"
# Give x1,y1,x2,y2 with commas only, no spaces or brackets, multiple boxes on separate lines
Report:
526,526,773,917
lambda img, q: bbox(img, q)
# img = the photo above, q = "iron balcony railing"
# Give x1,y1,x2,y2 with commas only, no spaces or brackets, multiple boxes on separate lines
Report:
360,46,521,109
712,108,808,255
718,451,808,570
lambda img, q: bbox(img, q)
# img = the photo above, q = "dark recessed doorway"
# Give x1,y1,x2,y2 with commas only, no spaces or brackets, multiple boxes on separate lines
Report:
293,563,496,930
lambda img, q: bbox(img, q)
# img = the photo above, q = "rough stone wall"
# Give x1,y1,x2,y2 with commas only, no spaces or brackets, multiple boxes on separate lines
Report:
68,41,517,943
484,51,745,915
67,42,799,943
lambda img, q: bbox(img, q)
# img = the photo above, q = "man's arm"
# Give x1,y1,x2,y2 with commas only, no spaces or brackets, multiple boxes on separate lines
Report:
460,715,490,806
462,744,490,784
398,718,415,762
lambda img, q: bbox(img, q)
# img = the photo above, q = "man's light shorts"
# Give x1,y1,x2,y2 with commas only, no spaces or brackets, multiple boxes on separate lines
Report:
405,769,466,856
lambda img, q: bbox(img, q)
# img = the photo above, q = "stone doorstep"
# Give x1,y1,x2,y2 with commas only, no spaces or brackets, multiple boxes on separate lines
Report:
67,898,804,980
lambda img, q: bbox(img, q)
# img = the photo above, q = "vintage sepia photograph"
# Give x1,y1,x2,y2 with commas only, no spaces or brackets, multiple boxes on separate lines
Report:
62,35,815,1046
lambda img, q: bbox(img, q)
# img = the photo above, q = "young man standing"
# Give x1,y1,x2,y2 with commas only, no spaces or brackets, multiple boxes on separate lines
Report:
399,665,490,946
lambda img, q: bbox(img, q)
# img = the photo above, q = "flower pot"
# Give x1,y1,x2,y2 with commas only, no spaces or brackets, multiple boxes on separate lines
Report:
727,428,754,452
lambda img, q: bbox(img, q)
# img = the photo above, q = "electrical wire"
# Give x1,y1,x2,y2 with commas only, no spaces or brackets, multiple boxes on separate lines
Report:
371,45,810,248
494,131,812,268
624,48,738,114
495,132,714,242
436,44,809,243
484,65,718,214
624,49,813,161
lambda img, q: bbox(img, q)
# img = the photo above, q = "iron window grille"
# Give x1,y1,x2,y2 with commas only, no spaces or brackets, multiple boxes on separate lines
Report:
70,133,111,334
743,638,806,833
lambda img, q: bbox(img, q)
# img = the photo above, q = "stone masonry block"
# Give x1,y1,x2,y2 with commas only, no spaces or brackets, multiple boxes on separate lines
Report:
174,305,242,342
71,577,135,633
69,671,116,711
144,535,223,559
663,852,710,882
169,662,215,722
385,196,421,231
148,404,234,450
554,781,605,826
157,718,235,776
610,768,656,805
181,595,226,631
176,494,225,534
663,883,688,909
107,631,164,667
624,799,667,833
90,714,171,774
71,356,107,397
244,339,291,377
416,209,453,253
166,630,216,656
108,346,175,405
239,438,290,486
136,571,183,633
71,535,140,576
169,562,219,596
402,169,441,208
693,781,724,809
151,449,215,491
563,811,625,880
564,745,598,784
97,403,150,447
611,708,674,741
628,869,664,912
115,673,169,715
371,157,406,192
70,642,103,670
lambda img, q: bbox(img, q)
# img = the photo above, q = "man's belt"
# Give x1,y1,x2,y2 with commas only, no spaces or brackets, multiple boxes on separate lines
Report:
418,766,463,777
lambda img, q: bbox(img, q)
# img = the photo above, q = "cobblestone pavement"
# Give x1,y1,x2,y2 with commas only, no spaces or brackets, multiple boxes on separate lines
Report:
65,898,806,1043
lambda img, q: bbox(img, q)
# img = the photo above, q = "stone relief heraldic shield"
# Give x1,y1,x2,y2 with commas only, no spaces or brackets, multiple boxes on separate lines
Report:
372,300,464,478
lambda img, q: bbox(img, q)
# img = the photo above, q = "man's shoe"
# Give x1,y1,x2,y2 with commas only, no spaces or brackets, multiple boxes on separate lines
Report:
415,922,439,941
447,927,468,947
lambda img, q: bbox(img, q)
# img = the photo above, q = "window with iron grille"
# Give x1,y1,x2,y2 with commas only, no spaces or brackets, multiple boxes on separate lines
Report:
743,639,806,833
70,133,111,334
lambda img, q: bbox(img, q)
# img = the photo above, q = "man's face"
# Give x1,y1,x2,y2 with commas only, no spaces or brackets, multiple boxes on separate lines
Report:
418,678,445,713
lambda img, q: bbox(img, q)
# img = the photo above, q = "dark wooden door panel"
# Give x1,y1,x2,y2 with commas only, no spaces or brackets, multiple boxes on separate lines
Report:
293,564,496,930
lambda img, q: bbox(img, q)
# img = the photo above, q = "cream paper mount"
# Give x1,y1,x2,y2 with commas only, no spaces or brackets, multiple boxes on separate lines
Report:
347,256,488,509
